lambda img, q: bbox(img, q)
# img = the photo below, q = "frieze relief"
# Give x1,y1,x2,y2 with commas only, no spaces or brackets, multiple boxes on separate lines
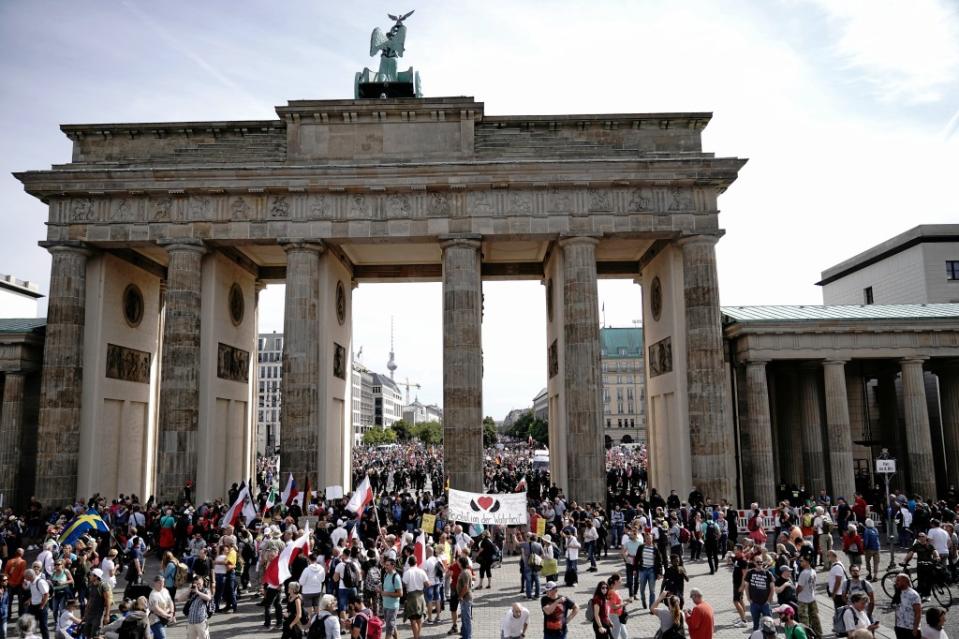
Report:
106,343,152,384
61,186,707,225
217,342,250,383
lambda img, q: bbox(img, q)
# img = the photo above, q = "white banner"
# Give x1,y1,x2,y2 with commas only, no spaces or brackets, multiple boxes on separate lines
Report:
447,489,529,526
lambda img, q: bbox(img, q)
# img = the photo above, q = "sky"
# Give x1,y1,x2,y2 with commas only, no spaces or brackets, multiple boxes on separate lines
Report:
1,1,957,420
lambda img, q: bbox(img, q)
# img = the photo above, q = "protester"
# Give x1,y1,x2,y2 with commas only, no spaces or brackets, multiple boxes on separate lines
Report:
148,575,175,639
893,573,923,639
922,607,948,639
541,581,578,639
684,588,713,639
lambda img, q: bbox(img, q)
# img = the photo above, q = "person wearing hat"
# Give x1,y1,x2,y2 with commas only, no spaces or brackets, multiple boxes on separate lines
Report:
748,616,778,639
774,605,807,639
81,568,111,639
541,581,578,639
773,564,798,612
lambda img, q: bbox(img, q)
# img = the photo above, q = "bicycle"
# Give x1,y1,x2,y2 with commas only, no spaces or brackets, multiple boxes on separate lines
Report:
881,562,953,609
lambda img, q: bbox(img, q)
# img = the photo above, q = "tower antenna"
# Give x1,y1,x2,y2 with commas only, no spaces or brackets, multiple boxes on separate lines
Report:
387,316,397,379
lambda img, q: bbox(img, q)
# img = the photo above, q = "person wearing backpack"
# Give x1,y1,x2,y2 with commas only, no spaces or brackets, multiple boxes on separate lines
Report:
834,593,876,638
703,520,721,575
308,595,341,639
335,549,361,626
349,593,384,639
774,604,810,639
862,520,881,582
379,558,401,639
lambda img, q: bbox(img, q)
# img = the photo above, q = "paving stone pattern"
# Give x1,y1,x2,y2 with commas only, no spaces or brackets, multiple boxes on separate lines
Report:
149,547,959,639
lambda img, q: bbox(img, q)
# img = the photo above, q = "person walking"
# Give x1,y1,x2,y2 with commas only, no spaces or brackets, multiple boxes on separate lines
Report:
741,556,774,632
826,551,848,607
281,582,304,639
684,588,713,639
893,573,922,639
636,531,660,609
774,605,808,639
380,558,401,639
621,528,642,602
795,555,822,638
590,581,612,638
455,556,473,639
862,520,881,581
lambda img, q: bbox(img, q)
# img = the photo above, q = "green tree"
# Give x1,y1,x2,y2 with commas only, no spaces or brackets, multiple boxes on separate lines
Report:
483,416,498,446
362,427,397,445
507,411,535,438
528,418,549,445
391,419,413,441
414,420,443,445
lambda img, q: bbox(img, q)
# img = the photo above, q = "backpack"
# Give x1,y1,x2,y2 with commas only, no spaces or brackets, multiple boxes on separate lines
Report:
308,612,331,639
821,516,833,534
800,623,821,639
357,610,384,639
342,561,360,589
679,528,691,544
434,560,445,580
706,521,719,541
832,606,853,638
584,599,595,623
174,562,190,588
364,564,381,593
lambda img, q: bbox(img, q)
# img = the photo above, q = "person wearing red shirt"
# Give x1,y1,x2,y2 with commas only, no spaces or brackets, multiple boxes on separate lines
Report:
842,524,864,568
852,494,868,523
685,588,714,639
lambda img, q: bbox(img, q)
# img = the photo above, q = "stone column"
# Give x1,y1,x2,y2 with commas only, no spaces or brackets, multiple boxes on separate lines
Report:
279,242,323,484
901,358,937,498
441,235,484,493
744,360,776,505
823,359,856,500
799,364,827,492
679,235,734,502
0,372,26,501
156,240,205,502
35,242,90,507
937,364,959,490
559,236,605,503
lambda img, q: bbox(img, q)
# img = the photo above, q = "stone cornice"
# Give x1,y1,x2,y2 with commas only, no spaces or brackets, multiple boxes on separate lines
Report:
15,156,746,200
60,120,284,141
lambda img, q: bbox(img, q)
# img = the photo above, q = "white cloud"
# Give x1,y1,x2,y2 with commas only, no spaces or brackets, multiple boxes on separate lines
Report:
811,0,959,104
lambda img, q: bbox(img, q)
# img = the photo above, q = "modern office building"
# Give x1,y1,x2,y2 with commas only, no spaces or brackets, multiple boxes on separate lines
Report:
351,360,374,442
372,372,403,429
0,275,42,319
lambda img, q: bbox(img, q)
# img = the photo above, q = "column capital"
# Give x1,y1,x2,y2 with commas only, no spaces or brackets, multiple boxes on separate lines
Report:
38,240,92,257
676,233,722,248
743,358,771,368
278,239,325,255
558,234,601,248
158,238,207,255
438,234,482,251
822,359,849,367
901,356,929,367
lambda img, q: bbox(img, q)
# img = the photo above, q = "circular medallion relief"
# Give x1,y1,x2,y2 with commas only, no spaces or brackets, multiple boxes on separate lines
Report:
122,284,144,328
650,276,663,322
546,278,554,322
336,281,346,326
228,283,245,326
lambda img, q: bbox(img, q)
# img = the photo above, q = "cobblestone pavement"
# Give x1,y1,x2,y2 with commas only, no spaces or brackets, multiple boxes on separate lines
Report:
151,547,958,639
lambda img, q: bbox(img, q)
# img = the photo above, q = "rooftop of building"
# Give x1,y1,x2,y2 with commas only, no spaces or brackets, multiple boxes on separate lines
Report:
817,224,959,286
371,372,401,392
0,274,43,299
600,326,644,358
0,317,46,334
722,303,959,323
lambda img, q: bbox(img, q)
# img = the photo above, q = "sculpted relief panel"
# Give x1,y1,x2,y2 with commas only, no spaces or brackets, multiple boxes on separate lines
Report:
53,185,714,239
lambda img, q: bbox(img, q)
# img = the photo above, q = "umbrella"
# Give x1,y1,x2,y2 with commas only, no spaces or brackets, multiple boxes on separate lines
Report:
58,514,110,546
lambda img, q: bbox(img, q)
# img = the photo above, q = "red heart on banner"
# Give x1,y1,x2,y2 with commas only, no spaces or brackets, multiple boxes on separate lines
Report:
477,496,494,510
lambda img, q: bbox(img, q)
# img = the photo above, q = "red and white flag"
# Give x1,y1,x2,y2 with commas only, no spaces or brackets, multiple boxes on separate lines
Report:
220,485,257,528
514,476,527,493
277,521,311,584
346,475,373,518
281,473,298,506
413,530,427,567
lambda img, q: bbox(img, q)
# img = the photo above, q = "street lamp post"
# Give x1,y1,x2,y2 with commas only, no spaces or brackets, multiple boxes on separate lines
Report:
876,449,897,570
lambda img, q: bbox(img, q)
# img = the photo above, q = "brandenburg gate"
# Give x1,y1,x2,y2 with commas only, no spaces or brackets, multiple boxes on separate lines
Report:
14,95,745,506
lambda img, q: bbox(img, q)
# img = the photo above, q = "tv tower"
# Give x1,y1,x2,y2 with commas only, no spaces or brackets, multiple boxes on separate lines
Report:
386,316,397,379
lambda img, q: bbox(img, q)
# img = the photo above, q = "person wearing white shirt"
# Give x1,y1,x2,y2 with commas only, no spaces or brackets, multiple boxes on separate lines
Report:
927,521,950,558
147,575,175,639
402,556,431,639
330,522,348,549
298,556,326,616
827,551,846,607
842,593,878,635
36,545,54,577
922,606,949,639
500,602,529,639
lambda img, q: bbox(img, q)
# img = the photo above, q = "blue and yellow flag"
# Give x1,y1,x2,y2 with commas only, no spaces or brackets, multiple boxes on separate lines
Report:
58,514,110,546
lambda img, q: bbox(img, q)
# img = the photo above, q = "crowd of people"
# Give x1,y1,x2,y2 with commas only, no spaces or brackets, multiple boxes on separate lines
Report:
0,441,954,639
